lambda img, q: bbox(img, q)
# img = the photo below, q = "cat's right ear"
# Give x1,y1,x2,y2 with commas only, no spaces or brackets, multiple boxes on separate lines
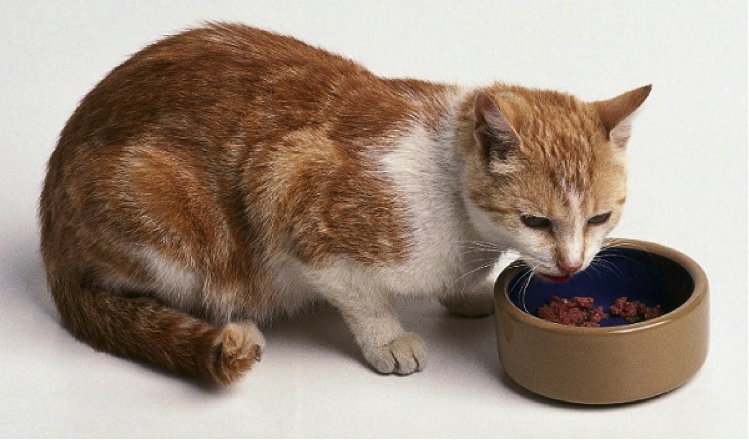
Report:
474,91,521,168
593,84,652,148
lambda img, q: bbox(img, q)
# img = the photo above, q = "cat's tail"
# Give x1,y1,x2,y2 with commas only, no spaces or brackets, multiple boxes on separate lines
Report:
48,276,262,384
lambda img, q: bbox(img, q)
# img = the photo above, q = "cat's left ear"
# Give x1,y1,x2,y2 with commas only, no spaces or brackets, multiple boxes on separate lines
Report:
474,91,520,165
593,85,652,148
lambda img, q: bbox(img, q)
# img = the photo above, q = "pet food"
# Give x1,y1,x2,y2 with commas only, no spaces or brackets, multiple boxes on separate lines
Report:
536,295,663,326
536,296,607,327
609,297,663,323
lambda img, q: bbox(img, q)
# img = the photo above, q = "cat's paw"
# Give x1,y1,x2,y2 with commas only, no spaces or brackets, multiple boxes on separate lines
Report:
440,292,495,318
364,333,426,375
210,321,266,384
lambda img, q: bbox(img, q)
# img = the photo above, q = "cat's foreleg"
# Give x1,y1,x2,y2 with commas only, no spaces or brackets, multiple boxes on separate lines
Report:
439,257,499,317
439,278,495,318
318,283,426,375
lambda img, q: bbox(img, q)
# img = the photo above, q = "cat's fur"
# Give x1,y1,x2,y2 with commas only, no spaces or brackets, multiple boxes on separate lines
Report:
40,23,650,383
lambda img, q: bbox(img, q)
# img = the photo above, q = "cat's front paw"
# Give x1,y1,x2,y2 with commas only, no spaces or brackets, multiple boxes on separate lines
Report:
364,333,426,375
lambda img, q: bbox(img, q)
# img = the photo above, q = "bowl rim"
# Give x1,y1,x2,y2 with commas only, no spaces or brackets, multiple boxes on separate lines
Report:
495,238,709,336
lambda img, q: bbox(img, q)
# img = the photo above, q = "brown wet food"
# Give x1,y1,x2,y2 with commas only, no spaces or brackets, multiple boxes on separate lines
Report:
536,296,663,327
609,296,663,323
536,296,607,327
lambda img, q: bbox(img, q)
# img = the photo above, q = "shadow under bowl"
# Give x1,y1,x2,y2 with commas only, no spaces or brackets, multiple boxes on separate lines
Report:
494,239,709,405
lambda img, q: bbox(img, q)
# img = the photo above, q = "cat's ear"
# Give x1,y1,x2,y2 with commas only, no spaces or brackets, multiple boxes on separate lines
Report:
594,85,652,148
474,91,520,167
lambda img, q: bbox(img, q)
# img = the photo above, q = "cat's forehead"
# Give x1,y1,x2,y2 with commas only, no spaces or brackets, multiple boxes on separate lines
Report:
495,87,598,128
520,127,607,195
521,150,626,215
497,96,625,209
514,99,603,152
500,91,614,194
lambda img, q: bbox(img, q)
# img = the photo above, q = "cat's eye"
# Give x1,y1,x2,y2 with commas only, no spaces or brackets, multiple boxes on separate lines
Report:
588,212,611,225
521,215,551,229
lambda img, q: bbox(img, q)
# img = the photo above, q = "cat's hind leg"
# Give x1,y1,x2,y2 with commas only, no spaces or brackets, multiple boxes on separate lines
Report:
51,243,267,384
49,272,265,384
212,321,266,383
131,249,269,383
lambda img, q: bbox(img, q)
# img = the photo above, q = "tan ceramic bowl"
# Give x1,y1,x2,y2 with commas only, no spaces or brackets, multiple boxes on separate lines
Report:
494,239,709,405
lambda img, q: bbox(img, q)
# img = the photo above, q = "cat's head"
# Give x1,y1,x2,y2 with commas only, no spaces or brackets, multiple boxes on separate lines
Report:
462,84,651,281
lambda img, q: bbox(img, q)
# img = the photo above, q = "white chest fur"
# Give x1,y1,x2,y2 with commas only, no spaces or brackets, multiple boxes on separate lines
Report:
373,107,505,297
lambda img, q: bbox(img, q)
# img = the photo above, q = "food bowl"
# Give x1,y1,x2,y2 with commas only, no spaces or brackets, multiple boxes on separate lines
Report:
494,239,709,405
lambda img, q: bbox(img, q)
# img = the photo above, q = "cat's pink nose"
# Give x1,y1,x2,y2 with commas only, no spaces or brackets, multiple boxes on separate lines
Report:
559,260,583,274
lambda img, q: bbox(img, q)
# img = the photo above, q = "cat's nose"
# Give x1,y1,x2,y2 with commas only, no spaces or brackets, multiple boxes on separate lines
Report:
559,259,583,274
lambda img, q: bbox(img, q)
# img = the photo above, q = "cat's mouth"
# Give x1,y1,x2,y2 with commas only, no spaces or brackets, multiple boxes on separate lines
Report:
539,274,571,283
521,257,584,283
533,264,583,283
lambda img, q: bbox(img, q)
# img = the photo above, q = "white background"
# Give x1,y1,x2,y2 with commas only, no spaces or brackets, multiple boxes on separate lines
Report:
1,1,746,437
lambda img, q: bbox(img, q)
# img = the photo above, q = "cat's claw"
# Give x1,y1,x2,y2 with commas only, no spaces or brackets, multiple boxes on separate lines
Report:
366,333,426,375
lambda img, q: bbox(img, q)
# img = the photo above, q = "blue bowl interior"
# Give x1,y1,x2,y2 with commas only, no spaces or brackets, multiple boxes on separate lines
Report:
507,247,695,327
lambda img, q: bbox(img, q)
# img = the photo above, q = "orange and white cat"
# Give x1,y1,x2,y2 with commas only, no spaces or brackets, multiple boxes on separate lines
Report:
40,23,650,383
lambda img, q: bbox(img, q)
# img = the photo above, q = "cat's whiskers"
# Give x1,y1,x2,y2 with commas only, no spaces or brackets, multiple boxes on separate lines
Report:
458,245,502,259
458,240,504,252
507,264,540,313
588,255,625,283
451,257,499,294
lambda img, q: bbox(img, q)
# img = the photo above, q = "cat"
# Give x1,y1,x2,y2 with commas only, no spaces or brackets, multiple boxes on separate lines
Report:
40,23,650,384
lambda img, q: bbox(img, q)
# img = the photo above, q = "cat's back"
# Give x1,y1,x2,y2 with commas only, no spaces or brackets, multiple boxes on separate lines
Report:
42,23,456,273
56,23,373,149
